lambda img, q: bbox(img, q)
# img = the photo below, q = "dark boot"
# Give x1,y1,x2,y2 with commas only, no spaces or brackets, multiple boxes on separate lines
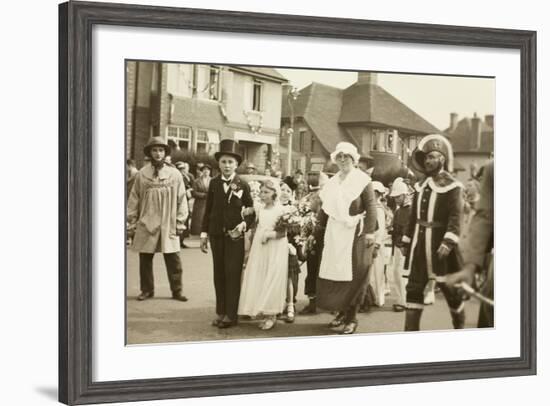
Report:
451,309,465,329
404,308,423,331
299,297,317,315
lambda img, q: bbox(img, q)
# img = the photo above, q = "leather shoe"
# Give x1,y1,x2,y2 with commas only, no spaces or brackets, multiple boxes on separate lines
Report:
137,291,154,301
172,292,188,302
341,321,358,335
218,319,238,329
328,313,345,328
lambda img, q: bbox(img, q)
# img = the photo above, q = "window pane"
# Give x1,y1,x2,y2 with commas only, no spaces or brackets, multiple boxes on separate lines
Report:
196,143,207,153
178,140,189,150
168,127,178,138
197,130,208,141
209,67,219,100
253,81,262,111
180,128,190,140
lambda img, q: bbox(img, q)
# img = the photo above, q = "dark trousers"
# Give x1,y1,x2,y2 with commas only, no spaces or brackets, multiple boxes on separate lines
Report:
406,264,463,311
304,252,320,297
210,235,244,321
139,252,183,294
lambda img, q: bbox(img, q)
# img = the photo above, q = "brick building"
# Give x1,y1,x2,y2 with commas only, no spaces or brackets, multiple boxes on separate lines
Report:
126,61,287,169
280,72,441,180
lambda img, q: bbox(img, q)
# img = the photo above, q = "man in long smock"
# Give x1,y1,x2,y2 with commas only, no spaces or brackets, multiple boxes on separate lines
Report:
127,137,189,302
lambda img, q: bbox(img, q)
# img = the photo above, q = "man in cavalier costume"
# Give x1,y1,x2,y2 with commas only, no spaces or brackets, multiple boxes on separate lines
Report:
402,134,465,330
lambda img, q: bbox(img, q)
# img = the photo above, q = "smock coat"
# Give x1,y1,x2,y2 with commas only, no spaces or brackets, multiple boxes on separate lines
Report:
127,164,188,253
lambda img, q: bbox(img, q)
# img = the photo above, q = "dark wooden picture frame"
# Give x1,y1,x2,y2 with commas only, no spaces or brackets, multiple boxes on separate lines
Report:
59,1,537,404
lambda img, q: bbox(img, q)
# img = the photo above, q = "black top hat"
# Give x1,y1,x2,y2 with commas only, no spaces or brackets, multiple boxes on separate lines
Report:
143,136,170,158
214,139,243,166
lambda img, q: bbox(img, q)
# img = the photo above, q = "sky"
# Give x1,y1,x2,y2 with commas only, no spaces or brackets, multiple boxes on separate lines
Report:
276,68,495,131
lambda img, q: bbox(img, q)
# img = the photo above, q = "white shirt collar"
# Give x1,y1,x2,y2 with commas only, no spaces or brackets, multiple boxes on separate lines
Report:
221,173,236,182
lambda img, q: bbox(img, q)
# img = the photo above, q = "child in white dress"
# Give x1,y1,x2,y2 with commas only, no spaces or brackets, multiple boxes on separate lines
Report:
238,180,289,330
369,181,390,307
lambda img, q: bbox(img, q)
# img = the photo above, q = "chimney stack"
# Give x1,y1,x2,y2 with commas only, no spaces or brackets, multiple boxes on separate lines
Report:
357,71,378,85
450,112,458,132
485,114,494,129
471,113,481,150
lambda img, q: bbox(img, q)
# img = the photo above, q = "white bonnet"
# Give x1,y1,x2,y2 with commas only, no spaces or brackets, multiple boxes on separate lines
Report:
330,142,361,164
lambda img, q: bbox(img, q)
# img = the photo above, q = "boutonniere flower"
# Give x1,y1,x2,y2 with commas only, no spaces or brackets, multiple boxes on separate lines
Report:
228,182,243,202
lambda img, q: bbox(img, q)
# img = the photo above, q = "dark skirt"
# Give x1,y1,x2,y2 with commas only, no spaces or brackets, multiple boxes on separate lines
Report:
316,232,374,312
190,198,206,235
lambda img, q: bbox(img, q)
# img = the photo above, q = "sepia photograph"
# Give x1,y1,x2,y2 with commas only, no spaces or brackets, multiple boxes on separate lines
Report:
125,61,495,345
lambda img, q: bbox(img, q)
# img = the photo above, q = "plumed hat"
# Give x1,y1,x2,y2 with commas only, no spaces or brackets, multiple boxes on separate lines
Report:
411,134,454,173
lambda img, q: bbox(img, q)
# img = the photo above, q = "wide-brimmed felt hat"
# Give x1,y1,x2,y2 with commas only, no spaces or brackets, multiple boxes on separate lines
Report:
410,134,454,173
214,139,243,166
143,136,171,158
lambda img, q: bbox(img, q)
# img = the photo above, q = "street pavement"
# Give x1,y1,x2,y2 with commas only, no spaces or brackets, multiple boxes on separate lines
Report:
126,237,480,345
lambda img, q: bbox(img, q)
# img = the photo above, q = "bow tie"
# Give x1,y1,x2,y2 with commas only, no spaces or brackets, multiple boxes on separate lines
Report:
222,179,231,184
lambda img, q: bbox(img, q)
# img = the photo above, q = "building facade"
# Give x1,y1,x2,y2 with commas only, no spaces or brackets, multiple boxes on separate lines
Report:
280,72,441,182
126,61,287,169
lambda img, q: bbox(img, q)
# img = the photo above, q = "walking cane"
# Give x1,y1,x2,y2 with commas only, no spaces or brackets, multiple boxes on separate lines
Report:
455,282,494,307
435,276,494,307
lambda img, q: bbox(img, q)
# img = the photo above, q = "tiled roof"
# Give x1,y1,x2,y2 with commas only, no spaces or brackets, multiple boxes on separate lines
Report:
282,82,350,153
444,117,494,153
338,82,441,134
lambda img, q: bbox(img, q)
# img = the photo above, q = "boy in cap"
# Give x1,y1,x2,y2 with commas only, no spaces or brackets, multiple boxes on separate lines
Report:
127,136,189,302
200,139,256,328
388,177,412,312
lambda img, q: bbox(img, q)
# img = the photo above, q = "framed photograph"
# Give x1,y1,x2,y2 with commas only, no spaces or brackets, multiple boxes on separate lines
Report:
59,1,537,404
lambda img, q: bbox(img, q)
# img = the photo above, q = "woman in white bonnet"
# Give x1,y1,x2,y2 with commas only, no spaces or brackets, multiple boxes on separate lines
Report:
314,142,377,334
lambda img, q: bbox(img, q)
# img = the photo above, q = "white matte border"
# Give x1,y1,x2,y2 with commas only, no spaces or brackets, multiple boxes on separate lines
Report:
93,25,520,382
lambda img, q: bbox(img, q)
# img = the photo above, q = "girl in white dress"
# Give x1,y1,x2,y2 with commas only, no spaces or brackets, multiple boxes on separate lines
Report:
238,180,289,330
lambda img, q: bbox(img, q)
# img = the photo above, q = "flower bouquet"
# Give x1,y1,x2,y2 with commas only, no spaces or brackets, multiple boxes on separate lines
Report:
274,204,302,235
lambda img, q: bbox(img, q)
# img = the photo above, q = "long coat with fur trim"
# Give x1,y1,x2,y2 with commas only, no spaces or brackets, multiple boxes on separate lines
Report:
403,171,464,278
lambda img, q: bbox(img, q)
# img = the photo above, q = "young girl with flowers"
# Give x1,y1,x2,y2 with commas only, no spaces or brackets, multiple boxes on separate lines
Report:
237,181,290,330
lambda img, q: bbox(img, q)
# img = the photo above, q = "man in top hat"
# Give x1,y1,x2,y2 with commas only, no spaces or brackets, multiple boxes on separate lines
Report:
200,139,256,328
127,136,189,302
401,134,465,330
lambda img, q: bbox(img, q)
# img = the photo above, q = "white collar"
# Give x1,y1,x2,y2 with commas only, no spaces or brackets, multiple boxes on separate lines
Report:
221,173,236,182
